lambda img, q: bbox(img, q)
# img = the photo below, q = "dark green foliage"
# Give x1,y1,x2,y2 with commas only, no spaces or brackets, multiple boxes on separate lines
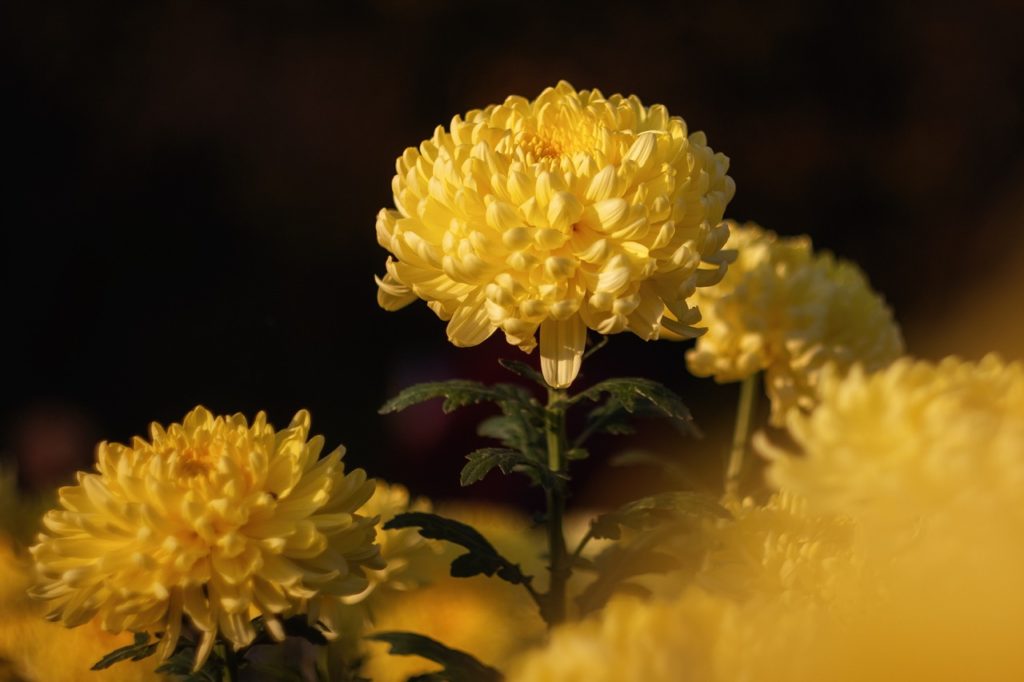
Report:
384,512,532,586
366,632,503,682
572,377,697,446
460,448,561,489
91,632,157,670
379,381,539,418
588,491,731,540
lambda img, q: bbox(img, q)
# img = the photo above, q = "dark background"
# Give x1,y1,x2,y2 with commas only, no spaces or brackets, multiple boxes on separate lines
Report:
3,1,1023,506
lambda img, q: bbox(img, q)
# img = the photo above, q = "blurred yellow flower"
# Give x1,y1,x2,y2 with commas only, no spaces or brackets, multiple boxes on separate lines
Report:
762,354,1024,521
687,223,903,423
695,492,857,605
361,503,546,682
312,481,446,655
29,406,383,670
0,535,162,681
376,80,736,387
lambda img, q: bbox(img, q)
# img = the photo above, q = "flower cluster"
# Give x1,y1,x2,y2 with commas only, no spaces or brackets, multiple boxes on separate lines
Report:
511,354,1024,681
29,406,383,669
376,80,735,387
686,222,903,423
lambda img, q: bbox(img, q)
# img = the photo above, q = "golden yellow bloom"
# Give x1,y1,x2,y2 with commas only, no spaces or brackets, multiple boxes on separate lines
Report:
761,354,1024,521
29,406,383,670
376,80,735,387
687,223,903,424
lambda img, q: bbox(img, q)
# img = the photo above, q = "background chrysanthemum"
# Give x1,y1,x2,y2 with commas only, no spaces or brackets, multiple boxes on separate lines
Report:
375,80,736,387
29,406,383,669
686,222,903,423
761,354,1024,521
311,480,446,651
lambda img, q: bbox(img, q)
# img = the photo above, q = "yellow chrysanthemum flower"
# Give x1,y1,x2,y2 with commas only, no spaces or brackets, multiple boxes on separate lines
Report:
686,222,903,423
29,406,383,670
376,80,736,387
761,354,1024,521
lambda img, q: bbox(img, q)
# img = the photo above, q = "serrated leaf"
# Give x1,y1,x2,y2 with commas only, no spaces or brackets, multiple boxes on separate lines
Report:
589,491,731,540
91,633,156,670
459,448,559,490
574,377,692,417
384,512,531,586
460,448,525,486
366,632,502,682
571,378,695,443
380,380,500,414
498,358,546,386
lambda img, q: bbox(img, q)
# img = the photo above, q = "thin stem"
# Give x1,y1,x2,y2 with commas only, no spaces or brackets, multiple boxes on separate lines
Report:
544,385,570,626
569,527,595,564
725,373,759,498
221,643,240,682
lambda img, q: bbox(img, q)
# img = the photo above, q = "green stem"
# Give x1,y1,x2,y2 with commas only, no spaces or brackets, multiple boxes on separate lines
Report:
725,373,759,498
221,643,240,682
570,527,595,564
544,385,569,626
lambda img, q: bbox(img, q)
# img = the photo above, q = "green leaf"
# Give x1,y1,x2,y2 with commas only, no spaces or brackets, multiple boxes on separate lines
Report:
366,632,503,682
383,380,547,460
573,377,692,420
91,632,157,670
384,512,532,586
459,448,561,490
380,381,539,416
460,448,526,486
498,358,546,386
589,491,731,541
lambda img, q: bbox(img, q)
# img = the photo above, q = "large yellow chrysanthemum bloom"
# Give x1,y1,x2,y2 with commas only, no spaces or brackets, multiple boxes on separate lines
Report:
375,80,736,387
29,406,383,670
686,223,903,423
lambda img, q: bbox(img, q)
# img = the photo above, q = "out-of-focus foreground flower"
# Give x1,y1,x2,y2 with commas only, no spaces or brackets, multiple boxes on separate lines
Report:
687,222,903,423
510,354,1024,681
375,80,736,387
29,406,383,670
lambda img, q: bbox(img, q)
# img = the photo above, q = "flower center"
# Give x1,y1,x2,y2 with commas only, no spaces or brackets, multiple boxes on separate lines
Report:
519,131,565,161
179,445,217,477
